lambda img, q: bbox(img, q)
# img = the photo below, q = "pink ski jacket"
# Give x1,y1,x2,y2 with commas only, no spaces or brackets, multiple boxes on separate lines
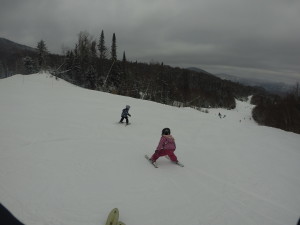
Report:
156,135,176,151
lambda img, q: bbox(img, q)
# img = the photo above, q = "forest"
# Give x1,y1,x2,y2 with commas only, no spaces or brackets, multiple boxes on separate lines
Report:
0,32,299,133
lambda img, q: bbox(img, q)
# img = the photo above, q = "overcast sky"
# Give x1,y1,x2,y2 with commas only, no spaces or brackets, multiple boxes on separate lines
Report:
1,0,300,84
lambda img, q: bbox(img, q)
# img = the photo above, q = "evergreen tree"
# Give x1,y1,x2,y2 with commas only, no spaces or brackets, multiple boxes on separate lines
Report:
37,40,48,70
91,41,97,59
111,33,117,61
98,30,107,60
181,70,191,106
118,51,128,95
122,51,127,63
87,40,97,89
64,50,75,79
23,56,37,74
293,82,299,97
0,61,4,78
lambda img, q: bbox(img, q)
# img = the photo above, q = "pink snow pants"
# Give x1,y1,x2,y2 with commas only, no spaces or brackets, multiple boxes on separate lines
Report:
151,149,178,162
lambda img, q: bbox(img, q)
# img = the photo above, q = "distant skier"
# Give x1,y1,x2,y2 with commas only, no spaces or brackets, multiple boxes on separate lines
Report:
119,105,131,125
149,128,179,163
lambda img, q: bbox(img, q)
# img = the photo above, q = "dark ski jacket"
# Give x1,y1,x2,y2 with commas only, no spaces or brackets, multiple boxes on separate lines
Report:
121,108,131,117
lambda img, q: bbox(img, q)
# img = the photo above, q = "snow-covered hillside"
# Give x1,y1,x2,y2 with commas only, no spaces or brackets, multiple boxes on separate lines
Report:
1,73,300,225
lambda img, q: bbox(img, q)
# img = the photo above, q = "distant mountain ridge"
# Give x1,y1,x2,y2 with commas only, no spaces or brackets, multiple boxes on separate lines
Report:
215,73,292,95
0,37,37,62
0,37,37,59
188,67,292,95
0,37,38,77
0,37,36,51
187,67,212,75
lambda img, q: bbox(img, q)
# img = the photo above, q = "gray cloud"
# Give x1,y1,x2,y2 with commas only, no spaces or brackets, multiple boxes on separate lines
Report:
1,0,299,84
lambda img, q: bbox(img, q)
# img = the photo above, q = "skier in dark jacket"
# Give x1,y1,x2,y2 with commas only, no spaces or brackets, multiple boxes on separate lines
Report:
119,105,131,125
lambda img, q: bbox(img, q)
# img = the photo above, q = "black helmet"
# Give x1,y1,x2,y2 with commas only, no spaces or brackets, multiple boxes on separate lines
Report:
162,128,171,135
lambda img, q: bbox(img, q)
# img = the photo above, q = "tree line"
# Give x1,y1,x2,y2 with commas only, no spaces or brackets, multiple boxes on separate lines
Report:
1,33,299,134
47,30,262,109
0,31,266,109
251,84,300,134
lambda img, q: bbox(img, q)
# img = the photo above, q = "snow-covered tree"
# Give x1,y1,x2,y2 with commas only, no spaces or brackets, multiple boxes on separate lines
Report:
23,56,37,74
37,40,48,70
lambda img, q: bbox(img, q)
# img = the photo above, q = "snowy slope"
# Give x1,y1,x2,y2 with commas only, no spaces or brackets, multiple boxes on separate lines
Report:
0,73,300,225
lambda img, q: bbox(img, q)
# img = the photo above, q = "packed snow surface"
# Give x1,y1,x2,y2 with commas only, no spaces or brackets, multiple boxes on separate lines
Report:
1,73,300,225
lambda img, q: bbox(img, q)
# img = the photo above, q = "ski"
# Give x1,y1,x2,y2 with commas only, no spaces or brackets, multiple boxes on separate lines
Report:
145,155,158,168
174,161,184,167
165,156,184,167
117,122,131,126
105,208,119,225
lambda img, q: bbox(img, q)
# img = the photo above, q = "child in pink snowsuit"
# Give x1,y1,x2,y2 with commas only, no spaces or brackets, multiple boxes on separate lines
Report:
150,128,178,163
